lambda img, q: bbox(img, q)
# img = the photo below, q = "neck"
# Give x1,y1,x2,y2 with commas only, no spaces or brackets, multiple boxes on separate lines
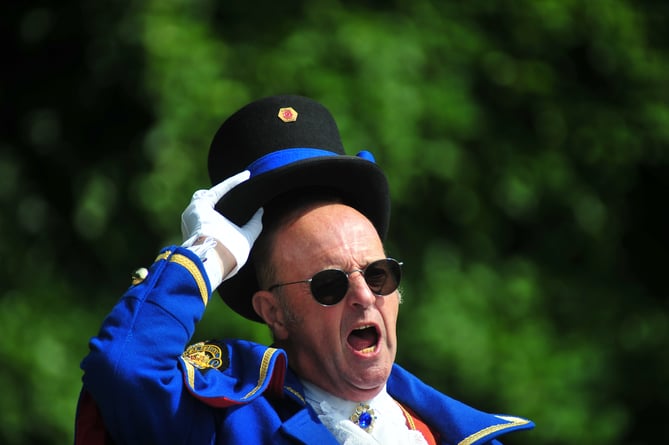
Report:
295,372,385,402
301,379,388,407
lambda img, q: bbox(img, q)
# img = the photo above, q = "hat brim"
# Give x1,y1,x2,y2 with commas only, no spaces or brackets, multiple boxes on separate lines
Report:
215,155,390,322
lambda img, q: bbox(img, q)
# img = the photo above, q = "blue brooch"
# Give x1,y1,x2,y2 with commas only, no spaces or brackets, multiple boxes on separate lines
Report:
349,403,377,433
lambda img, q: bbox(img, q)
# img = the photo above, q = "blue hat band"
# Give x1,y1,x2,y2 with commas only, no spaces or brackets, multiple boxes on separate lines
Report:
247,148,376,177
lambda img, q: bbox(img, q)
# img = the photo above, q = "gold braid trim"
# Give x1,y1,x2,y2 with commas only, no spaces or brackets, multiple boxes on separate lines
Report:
458,415,531,445
284,386,306,404
170,253,209,306
395,401,417,430
242,348,279,400
155,251,171,262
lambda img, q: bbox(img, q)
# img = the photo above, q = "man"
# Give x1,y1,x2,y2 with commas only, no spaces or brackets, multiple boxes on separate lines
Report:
75,95,534,444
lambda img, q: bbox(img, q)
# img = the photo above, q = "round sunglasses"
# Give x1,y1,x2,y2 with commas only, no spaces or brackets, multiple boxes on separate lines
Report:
267,258,403,306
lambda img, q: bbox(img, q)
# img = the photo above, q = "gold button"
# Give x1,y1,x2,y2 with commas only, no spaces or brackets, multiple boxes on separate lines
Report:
131,267,149,285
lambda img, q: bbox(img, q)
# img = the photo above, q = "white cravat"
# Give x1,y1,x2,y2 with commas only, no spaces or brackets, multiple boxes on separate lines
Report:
301,380,428,445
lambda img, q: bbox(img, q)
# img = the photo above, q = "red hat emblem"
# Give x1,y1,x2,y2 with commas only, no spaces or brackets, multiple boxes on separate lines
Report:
278,107,298,122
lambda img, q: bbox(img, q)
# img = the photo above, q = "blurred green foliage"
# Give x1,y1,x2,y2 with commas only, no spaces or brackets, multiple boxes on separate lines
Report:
2,1,667,444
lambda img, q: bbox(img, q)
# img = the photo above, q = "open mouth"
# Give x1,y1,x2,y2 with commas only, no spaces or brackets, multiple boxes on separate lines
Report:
347,325,380,354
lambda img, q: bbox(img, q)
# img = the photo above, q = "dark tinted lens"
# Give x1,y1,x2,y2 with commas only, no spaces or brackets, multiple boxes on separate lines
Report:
310,269,349,305
364,259,401,295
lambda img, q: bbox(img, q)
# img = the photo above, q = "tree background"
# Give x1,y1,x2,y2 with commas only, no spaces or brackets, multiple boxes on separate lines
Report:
1,1,667,444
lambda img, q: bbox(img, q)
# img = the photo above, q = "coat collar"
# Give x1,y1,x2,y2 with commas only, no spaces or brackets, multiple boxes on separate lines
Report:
278,364,533,445
387,364,534,445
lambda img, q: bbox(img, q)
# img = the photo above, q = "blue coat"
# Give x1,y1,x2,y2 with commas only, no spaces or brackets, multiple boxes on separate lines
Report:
76,246,534,444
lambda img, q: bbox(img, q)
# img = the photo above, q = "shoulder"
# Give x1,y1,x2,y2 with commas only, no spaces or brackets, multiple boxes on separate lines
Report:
388,364,534,444
179,339,288,408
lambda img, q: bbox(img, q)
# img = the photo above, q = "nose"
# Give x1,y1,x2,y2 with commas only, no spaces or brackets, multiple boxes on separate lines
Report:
346,270,376,308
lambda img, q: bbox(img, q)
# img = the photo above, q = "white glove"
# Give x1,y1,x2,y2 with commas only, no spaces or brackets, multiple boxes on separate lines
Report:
181,170,264,282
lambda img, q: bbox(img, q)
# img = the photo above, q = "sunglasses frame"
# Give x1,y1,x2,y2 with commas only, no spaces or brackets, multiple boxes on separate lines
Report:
267,258,403,306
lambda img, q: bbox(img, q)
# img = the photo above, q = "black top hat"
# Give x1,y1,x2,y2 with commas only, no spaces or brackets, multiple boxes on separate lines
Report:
208,94,390,322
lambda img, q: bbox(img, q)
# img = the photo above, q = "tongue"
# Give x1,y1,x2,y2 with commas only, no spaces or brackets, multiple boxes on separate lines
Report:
348,328,377,351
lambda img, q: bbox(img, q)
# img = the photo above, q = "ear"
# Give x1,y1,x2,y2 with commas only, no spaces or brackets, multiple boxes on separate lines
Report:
252,290,289,340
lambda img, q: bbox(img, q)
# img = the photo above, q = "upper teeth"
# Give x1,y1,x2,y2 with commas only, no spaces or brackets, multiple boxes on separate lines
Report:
355,325,373,331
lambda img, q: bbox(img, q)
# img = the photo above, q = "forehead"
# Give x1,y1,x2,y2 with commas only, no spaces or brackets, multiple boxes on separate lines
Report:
272,203,384,262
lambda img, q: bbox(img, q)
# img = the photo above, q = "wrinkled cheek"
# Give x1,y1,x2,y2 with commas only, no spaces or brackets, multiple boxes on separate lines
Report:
386,338,398,365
